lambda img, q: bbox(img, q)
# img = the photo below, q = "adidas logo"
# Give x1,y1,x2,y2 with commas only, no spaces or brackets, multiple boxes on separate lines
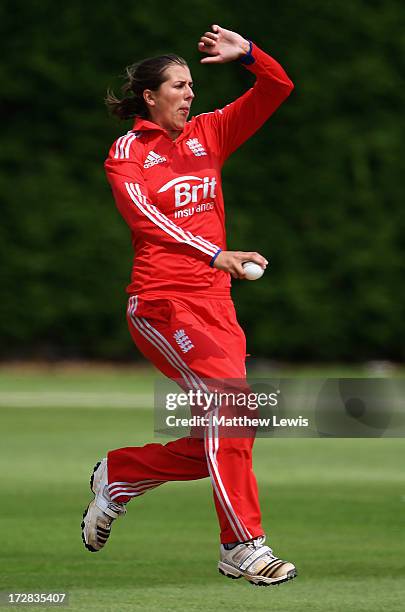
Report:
144,151,167,168
173,329,194,353
186,138,207,157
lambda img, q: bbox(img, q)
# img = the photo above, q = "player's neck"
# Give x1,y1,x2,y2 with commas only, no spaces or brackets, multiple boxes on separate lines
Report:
167,129,182,141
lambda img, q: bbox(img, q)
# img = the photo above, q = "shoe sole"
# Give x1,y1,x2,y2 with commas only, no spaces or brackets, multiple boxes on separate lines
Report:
218,566,297,587
81,462,102,553
81,505,98,552
90,461,101,493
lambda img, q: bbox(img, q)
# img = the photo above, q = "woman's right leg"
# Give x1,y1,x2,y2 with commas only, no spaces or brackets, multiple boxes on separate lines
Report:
107,437,208,502
83,294,296,585
83,294,263,551
109,295,264,545
83,294,264,551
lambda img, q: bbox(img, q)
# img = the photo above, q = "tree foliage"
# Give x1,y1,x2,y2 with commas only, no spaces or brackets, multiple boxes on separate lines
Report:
1,0,404,360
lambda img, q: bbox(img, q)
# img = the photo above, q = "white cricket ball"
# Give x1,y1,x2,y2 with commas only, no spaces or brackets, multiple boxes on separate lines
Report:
242,261,265,281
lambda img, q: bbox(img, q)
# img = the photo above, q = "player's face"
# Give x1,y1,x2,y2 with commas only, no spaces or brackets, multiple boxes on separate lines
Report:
145,64,195,133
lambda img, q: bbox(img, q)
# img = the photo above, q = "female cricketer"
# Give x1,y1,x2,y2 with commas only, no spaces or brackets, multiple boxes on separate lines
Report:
81,24,296,587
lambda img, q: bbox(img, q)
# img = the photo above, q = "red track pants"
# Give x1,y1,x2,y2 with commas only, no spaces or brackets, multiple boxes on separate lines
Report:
107,292,264,544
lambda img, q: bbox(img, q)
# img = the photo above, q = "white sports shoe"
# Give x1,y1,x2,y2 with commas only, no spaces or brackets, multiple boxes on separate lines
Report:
218,536,297,586
81,458,126,552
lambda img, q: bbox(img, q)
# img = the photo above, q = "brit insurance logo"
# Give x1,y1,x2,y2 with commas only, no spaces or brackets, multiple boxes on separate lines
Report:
157,175,217,208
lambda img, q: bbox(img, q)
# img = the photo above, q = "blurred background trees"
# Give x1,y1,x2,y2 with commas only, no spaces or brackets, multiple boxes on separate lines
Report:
1,0,404,361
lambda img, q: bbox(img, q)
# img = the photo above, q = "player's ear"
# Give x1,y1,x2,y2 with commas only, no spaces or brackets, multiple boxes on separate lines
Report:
143,89,155,107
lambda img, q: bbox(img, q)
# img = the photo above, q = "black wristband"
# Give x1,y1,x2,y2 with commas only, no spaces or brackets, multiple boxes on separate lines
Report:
239,40,254,65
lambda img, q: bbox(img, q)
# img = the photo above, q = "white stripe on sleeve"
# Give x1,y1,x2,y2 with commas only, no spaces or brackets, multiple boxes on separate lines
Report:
125,182,219,258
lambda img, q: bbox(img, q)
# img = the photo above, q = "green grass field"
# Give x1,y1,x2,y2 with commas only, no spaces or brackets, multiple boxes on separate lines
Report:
1,367,404,611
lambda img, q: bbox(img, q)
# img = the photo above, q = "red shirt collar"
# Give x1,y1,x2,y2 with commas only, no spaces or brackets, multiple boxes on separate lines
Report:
132,116,193,140
132,117,165,132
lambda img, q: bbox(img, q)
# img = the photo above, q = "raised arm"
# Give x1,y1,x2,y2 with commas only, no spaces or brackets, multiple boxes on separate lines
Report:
198,25,294,163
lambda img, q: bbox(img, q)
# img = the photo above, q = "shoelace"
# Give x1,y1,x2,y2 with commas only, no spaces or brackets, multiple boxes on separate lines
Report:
249,537,275,559
108,501,127,515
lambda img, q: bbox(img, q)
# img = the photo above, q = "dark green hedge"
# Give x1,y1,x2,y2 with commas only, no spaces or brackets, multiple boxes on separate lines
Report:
1,0,404,360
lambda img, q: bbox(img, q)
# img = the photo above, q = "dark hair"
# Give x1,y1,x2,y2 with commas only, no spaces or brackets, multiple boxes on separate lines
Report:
105,54,188,120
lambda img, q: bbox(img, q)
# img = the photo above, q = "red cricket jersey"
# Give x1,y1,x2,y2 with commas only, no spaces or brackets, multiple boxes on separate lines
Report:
104,44,294,297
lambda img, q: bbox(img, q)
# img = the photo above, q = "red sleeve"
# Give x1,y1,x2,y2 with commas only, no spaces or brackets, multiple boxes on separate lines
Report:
104,142,221,266
201,43,294,164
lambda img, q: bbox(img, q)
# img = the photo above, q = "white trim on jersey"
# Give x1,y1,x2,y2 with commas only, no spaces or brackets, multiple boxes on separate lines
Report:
125,182,219,258
114,131,140,160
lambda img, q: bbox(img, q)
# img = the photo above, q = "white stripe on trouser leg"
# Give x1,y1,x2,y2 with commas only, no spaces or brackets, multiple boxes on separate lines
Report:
109,478,162,489
127,296,251,540
108,479,164,498
128,296,210,394
127,296,198,390
214,406,219,463
203,416,245,541
111,484,162,497
110,486,162,500
207,410,252,540
109,484,163,495
127,298,209,394
109,482,165,501
108,479,165,495
138,316,210,392
205,409,252,541
130,314,198,391
211,407,252,540
127,299,197,390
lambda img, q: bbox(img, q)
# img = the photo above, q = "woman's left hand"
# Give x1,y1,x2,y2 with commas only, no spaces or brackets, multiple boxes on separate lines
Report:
198,25,250,64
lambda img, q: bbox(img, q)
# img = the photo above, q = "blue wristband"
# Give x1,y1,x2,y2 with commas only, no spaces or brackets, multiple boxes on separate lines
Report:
240,40,254,65
210,249,222,267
